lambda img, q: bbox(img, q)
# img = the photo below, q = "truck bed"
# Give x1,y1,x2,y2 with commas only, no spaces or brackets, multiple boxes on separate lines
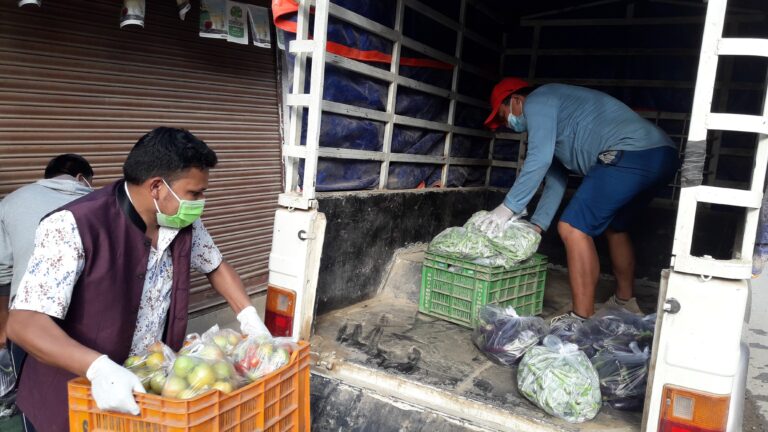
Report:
309,248,659,431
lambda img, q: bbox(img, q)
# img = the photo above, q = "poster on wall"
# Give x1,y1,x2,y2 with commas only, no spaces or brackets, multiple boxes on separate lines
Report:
246,5,271,48
200,0,228,38
227,1,248,45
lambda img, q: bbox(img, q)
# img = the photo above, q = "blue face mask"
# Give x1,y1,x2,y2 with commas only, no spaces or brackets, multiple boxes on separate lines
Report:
507,113,527,132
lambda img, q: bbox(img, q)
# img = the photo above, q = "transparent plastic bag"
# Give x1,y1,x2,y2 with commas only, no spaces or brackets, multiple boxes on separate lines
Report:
201,324,244,356
517,335,602,423
232,336,298,382
465,211,540,264
0,347,16,419
472,305,548,366
548,318,597,357
550,307,656,358
472,255,515,267
164,338,242,399
487,220,541,263
123,341,176,395
427,227,497,260
591,342,650,411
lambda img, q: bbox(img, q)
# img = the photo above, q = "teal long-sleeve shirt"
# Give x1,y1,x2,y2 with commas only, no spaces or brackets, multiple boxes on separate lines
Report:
503,84,675,231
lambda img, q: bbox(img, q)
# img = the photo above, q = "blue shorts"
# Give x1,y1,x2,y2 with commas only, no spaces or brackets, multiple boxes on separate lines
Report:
560,146,679,237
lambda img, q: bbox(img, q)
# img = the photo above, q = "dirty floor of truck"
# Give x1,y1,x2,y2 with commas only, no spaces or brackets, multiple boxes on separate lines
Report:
310,248,660,431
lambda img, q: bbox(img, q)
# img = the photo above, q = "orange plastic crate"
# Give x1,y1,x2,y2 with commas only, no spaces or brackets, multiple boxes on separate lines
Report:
68,341,311,432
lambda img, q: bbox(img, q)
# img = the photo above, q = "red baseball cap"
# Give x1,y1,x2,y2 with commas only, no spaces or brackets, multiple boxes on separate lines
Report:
483,77,530,130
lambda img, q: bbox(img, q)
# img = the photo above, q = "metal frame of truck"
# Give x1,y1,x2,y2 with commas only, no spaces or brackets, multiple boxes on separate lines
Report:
268,0,767,430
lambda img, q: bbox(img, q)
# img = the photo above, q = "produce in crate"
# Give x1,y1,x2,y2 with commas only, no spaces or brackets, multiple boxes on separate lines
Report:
484,220,541,264
465,211,541,263
427,211,541,269
427,227,498,261
163,338,240,399
517,335,602,423
123,341,176,395
232,336,298,382
201,324,243,356
591,341,650,411
472,305,548,366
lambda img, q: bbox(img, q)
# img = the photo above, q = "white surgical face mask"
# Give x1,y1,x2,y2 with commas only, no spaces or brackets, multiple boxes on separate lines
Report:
505,98,528,132
79,176,94,191
507,113,527,132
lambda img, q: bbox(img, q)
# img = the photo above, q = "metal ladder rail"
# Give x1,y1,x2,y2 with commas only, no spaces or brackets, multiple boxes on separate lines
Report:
672,0,768,280
279,0,330,210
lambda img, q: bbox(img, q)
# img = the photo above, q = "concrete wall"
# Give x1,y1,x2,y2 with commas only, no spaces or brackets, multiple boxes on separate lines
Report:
315,189,741,315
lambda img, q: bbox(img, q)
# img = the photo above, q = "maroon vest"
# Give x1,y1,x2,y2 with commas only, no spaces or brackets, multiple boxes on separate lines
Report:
16,181,192,432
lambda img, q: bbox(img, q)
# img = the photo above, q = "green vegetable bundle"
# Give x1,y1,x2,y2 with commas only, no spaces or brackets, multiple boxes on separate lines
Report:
427,227,498,261
517,335,602,423
485,221,541,263
427,211,541,268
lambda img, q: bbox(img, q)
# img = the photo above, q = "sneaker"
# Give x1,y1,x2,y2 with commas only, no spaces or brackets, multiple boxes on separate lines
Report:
600,294,644,315
550,311,586,326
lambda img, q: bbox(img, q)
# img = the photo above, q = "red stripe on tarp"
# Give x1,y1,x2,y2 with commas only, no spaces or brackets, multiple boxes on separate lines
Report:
272,0,453,70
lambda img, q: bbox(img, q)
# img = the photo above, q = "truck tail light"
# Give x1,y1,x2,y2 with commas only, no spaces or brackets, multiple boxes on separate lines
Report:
264,285,296,337
659,385,730,432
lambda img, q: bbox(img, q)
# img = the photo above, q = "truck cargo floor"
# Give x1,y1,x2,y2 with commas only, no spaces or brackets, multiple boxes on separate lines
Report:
310,247,658,431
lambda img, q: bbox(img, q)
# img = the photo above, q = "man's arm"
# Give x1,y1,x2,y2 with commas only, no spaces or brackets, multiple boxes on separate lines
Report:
8,210,98,374
207,261,251,314
192,221,270,336
190,219,250,314
0,213,13,345
0,211,12,290
7,310,100,376
530,162,569,232
10,211,145,414
502,95,559,214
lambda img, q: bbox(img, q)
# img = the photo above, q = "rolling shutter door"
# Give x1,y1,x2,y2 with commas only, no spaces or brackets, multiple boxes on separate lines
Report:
0,0,281,313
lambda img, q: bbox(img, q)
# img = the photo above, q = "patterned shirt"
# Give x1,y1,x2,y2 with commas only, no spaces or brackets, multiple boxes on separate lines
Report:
12,200,222,355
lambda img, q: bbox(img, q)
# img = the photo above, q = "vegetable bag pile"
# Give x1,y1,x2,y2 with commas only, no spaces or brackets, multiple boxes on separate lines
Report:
428,211,541,268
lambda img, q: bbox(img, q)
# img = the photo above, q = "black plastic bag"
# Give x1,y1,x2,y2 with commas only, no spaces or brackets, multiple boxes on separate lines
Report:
472,305,549,366
591,342,650,411
549,307,656,359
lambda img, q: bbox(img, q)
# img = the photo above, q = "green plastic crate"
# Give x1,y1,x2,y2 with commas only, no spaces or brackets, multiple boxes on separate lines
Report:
419,252,547,328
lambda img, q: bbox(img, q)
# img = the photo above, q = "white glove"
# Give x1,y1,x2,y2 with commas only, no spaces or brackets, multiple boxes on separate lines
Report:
237,305,272,338
86,354,145,415
477,204,521,237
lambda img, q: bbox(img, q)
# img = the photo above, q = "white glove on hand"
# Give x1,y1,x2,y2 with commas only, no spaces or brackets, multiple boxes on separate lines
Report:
237,305,272,338
477,204,520,237
86,354,145,415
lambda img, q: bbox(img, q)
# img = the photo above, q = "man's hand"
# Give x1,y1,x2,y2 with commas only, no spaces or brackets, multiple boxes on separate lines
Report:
475,204,521,237
87,355,145,415
237,306,272,338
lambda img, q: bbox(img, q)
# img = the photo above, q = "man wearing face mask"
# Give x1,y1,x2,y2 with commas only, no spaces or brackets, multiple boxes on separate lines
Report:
0,154,94,426
0,154,94,346
474,78,679,323
6,128,270,431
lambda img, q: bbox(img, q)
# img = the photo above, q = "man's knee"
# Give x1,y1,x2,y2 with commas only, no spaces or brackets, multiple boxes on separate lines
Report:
558,221,583,241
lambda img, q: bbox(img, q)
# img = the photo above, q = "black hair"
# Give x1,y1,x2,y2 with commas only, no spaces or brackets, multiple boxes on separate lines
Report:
123,127,218,184
44,154,94,180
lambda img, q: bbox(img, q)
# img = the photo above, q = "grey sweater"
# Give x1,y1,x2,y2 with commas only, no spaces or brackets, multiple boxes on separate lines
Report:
0,176,93,300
